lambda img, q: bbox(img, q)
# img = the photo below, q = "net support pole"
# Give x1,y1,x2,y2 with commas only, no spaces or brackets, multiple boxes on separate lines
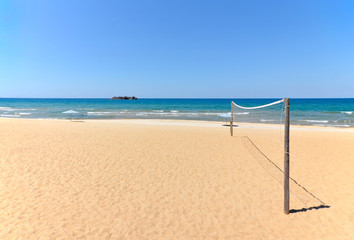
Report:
284,98,290,214
230,102,234,136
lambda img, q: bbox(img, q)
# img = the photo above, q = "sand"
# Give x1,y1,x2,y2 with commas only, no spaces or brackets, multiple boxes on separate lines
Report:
0,118,353,239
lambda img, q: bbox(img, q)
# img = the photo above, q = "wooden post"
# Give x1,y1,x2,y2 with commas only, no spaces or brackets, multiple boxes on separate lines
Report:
284,98,290,214
230,102,234,136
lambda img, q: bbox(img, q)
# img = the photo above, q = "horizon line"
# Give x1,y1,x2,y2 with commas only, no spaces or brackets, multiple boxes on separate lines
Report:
0,97,353,99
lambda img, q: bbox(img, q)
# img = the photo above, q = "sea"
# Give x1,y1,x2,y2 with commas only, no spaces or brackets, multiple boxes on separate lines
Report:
0,98,353,128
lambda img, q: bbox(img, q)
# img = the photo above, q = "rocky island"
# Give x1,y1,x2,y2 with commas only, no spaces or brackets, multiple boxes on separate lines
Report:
111,96,138,100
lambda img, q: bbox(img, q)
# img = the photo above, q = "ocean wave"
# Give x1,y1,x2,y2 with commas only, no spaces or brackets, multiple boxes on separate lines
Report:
260,119,275,122
235,112,249,115
332,124,351,128
340,111,352,115
85,111,246,117
1,114,20,118
62,110,79,114
19,113,31,115
16,108,37,111
302,120,329,123
0,107,15,111
145,112,168,115
219,113,231,118
133,112,238,117
87,111,118,116
202,112,223,116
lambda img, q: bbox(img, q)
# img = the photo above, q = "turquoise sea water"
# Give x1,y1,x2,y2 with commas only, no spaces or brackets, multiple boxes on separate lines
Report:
0,98,353,127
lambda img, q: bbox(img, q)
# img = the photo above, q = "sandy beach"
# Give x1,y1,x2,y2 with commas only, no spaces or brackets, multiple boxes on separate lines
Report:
0,118,353,239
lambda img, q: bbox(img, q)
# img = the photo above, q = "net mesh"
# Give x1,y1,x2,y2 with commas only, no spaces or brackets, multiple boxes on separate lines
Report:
231,99,285,148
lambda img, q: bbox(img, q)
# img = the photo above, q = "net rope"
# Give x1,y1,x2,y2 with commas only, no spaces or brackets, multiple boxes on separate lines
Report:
232,98,284,110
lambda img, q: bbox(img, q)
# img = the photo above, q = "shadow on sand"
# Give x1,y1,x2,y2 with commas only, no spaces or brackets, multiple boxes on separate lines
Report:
290,205,330,214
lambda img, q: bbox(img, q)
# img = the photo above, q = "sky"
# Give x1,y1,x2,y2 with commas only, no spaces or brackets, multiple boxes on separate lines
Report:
0,0,353,98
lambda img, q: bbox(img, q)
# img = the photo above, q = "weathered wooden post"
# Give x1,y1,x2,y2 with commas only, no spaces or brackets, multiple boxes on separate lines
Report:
284,98,290,214
230,102,234,136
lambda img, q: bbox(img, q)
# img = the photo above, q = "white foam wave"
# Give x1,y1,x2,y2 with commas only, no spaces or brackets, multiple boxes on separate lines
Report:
235,112,249,115
303,120,329,123
87,112,118,116
260,119,275,122
63,110,79,114
170,110,179,113
152,110,164,113
0,107,15,111
219,113,231,118
19,113,31,116
341,111,352,115
202,113,222,116
1,114,20,118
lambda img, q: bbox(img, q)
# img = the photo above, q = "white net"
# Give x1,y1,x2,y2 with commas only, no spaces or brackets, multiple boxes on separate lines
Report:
231,99,286,147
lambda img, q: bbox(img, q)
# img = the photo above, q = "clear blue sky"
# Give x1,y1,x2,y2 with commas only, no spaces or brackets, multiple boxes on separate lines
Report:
1,0,353,98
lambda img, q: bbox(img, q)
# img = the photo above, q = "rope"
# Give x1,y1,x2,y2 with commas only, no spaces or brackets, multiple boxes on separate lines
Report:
232,99,284,110
243,136,326,206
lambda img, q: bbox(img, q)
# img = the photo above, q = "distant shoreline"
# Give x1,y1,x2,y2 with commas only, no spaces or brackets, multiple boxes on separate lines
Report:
0,118,353,131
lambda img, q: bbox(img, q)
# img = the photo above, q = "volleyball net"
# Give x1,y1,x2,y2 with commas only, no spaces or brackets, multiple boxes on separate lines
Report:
230,98,326,214
231,98,292,213
230,98,285,136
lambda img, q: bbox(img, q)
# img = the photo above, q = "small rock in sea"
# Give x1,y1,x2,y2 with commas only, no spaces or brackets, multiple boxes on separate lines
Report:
112,96,138,100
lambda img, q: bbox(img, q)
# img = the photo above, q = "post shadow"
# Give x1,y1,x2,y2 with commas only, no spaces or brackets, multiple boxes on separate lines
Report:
290,205,330,214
